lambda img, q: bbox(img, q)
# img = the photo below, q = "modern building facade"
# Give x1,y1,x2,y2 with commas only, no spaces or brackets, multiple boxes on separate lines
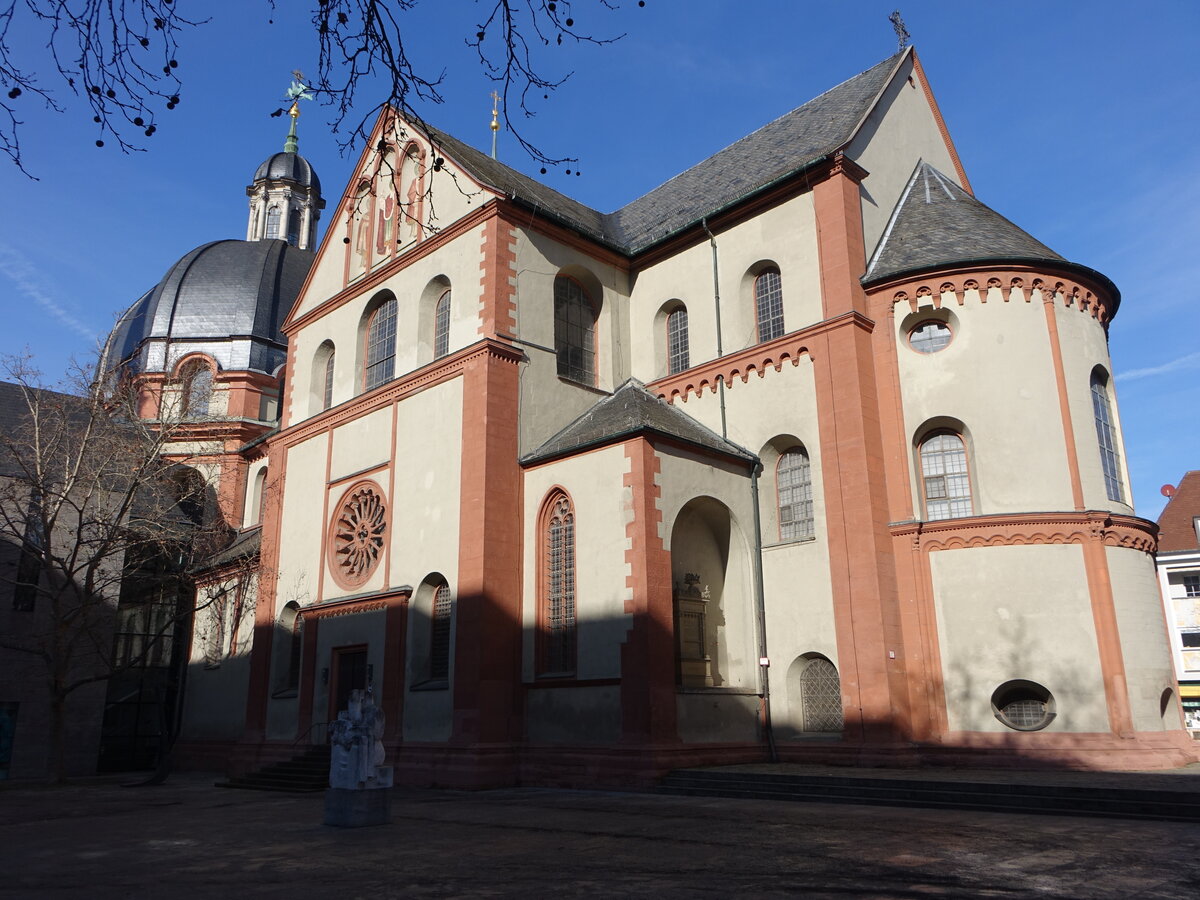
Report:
108,47,1196,785
1156,472,1200,734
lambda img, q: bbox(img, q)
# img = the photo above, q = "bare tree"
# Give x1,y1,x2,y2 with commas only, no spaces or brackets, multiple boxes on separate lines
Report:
0,1,634,176
0,356,230,781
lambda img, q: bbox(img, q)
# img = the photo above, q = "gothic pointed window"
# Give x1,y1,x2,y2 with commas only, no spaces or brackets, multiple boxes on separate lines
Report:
540,492,577,675
1091,370,1124,503
919,431,972,520
364,296,397,391
434,290,451,359
777,447,814,540
667,305,690,374
265,206,281,240
755,267,784,343
430,582,453,681
554,276,596,384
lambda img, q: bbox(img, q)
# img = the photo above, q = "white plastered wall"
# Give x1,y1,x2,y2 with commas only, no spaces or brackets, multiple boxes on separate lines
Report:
1052,297,1134,513
628,192,822,379
896,290,1074,515
930,544,1109,733
273,437,326,612
512,227,631,455
847,53,962,254
1108,546,1179,732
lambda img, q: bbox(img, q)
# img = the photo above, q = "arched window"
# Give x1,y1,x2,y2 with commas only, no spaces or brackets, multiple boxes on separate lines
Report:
755,267,784,343
248,467,268,526
287,209,302,246
179,360,213,418
541,492,577,675
1091,370,1124,503
554,276,596,384
919,431,972,520
434,289,451,359
777,447,814,540
666,305,690,374
364,296,398,391
265,206,281,240
273,602,302,695
430,582,453,680
798,657,843,732
323,349,336,410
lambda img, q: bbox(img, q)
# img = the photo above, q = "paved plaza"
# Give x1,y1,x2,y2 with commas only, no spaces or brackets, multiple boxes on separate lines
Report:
3,773,1199,898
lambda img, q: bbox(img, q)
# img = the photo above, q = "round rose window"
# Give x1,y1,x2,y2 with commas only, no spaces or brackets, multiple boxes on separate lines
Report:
328,481,387,589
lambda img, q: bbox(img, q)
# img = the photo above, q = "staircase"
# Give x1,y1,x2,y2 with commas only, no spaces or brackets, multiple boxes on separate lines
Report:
218,745,330,793
656,768,1200,823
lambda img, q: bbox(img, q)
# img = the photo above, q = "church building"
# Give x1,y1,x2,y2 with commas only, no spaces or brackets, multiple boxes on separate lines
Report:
106,47,1197,786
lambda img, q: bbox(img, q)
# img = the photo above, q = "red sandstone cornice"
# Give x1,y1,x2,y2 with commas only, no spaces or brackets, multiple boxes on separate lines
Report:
647,310,872,404
891,510,1157,554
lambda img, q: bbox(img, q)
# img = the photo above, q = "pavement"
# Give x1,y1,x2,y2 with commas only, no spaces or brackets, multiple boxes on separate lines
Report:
3,771,1199,899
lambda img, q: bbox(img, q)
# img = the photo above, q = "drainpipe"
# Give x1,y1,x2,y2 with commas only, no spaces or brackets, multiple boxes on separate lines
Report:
701,218,728,440
750,462,777,762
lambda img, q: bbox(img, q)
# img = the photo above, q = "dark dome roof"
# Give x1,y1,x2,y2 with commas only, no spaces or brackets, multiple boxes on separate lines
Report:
104,239,312,375
253,151,320,193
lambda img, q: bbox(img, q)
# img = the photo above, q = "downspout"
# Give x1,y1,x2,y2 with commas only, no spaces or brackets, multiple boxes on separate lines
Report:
701,218,727,439
750,462,777,762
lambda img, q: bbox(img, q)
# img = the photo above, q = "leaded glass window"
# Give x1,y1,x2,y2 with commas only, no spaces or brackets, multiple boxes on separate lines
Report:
1091,372,1124,503
364,297,397,391
778,447,814,540
799,658,843,732
920,432,971,520
543,494,576,674
755,268,785,343
554,277,596,384
909,321,952,353
265,206,281,240
434,290,451,359
323,349,335,410
430,583,453,680
667,306,690,374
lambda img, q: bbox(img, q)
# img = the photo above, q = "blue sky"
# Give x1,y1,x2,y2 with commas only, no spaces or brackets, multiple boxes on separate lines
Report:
1,0,1197,519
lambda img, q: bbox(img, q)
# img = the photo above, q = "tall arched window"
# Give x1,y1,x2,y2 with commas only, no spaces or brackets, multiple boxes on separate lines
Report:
323,349,336,410
1091,370,1124,503
777,447,814,540
667,305,690,374
248,467,268,526
274,602,302,695
364,296,398,391
287,209,302,246
798,657,843,732
430,582,453,680
554,276,596,384
919,431,972,520
541,492,577,675
265,206,281,240
755,267,784,342
434,289,451,359
179,360,213,418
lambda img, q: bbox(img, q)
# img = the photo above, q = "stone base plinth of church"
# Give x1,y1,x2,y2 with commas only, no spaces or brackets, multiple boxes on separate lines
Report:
323,784,392,828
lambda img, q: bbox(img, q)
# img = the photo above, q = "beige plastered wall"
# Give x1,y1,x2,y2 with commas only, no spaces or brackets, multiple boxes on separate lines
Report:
847,53,961,253
930,543,1109,733
291,129,494,323
895,291,1074,515
1052,297,1135,513
521,445,633,684
288,222,486,422
1107,546,1179,732
627,192,822,379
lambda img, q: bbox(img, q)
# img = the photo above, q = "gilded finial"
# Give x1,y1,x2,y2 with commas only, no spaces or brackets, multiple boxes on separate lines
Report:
490,90,501,160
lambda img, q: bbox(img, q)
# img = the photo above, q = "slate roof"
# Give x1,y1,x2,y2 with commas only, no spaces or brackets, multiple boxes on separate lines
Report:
863,162,1065,284
253,150,321,194
427,52,904,255
196,526,262,572
522,379,757,466
1158,471,1200,553
0,381,88,478
103,239,311,374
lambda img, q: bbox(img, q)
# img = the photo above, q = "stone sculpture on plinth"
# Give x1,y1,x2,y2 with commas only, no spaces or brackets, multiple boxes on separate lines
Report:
323,688,393,827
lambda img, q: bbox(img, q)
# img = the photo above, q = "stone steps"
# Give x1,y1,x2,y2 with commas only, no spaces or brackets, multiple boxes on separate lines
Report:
218,745,331,794
655,769,1200,823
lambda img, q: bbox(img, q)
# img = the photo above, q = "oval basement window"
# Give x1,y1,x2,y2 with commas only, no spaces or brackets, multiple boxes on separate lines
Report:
991,680,1056,731
908,320,952,353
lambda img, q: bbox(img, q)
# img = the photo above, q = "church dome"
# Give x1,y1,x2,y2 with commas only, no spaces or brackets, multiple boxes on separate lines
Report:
253,151,321,194
104,239,312,376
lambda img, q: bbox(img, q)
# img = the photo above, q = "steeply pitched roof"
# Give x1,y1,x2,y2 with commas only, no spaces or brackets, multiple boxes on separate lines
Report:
1158,471,1200,553
427,52,905,255
522,379,756,466
863,162,1065,284
0,381,88,478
